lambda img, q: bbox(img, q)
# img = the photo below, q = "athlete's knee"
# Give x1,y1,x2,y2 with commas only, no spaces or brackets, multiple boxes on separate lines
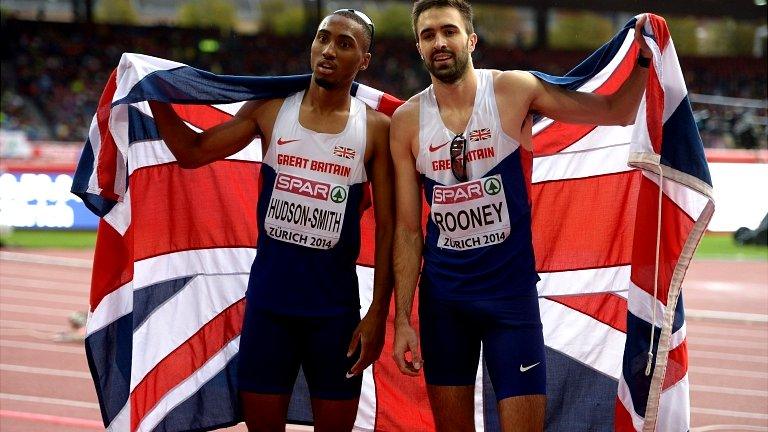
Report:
311,398,359,432
427,385,476,432
240,391,290,432
498,394,546,432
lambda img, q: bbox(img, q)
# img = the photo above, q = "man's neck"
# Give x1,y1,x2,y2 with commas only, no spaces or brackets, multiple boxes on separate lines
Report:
304,81,352,114
431,65,477,112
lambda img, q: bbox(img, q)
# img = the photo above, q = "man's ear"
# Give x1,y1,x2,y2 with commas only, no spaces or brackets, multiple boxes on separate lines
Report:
468,33,478,53
360,52,371,70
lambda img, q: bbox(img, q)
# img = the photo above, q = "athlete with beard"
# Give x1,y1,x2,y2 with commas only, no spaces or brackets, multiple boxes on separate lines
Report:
148,10,393,432
390,1,652,431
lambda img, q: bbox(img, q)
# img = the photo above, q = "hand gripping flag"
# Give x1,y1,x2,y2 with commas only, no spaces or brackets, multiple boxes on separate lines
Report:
73,14,712,432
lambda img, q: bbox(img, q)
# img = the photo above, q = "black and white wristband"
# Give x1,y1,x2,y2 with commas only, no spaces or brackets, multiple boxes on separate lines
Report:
637,55,651,68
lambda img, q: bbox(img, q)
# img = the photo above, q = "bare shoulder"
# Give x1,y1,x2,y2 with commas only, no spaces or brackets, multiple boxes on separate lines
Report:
493,70,538,94
366,105,391,135
257,98,285,118
391,94,420,130
236,98,283,120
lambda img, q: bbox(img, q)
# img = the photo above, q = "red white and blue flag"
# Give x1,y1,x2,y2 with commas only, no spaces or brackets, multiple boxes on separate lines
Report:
72,15,712,432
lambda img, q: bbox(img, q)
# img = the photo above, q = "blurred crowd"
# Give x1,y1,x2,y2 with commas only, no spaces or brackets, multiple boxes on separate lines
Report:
2,18,766,148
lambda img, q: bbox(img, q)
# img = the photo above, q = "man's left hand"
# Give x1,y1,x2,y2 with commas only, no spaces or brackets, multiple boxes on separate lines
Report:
346,309,387,377
635,14,653,60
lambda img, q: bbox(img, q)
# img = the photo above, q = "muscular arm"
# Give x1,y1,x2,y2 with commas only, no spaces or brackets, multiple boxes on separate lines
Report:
148,100,267,168
503,15,653,127
347,111,395,376
367,113,395,322
390,101,425,376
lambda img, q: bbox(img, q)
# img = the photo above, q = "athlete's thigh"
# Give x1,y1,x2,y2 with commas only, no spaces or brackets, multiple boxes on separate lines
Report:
480,295,546,402
311,398,360,432
419,296,482,387
238,306,303,395
301,310,362,401
426,384,476,432
497,394,546,432
240,391,291,432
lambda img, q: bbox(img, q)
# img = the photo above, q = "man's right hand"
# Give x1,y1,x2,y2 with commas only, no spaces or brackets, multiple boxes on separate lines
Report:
392,320,422,376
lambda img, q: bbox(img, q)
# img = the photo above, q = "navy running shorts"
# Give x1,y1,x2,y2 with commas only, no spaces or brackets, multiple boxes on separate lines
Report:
419,294,546,401
237,306,362,400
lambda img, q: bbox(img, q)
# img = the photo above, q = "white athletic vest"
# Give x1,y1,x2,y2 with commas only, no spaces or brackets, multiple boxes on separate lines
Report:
262,90,368,250
415,69,539,299
249,90,369,315
416,69,520,184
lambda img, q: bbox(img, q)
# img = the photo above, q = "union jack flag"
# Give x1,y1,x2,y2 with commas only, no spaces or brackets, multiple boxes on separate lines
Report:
469,127,491,141
72,14,710,431
333,145,356,159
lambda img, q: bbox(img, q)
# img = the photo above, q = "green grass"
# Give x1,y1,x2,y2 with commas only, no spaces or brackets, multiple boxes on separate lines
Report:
694,233,767,261
0,229,97,248
1,229,765,260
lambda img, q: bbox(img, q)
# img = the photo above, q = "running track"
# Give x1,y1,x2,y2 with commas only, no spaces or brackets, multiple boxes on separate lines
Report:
0,248,766,431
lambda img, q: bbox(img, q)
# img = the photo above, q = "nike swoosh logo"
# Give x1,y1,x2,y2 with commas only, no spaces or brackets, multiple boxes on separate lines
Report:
519,362,540,372
277,137,300,145
428,141,449,152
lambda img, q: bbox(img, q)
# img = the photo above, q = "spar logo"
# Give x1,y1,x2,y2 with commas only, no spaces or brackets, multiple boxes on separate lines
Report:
433,180,484,204
484,177,501,195
275,173,330,200
330,186,347,203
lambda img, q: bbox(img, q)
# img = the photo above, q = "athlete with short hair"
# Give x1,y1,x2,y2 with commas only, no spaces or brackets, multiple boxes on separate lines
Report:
390,1,652,430
149,9,393,432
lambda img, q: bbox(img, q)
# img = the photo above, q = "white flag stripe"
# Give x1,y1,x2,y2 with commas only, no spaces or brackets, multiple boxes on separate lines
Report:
86,281,133,336
103,188,131,235
126,101,262,173
628,281,667,329
128,139,175,173
127,139,262,174
131,274,247,390
618,376,646,430
629,94,654,157
655,375,690,431
354,84,384,111
560,124,633,154
108,104,130,200
540,298,625,379
354,266,377,430
114,53,186,102
138,337,241,432
670,323,686,351
641,170,710,221
659,40,688,124
106,401,130,432
86,113,103,196
133,248,256,290
575,31,635,94
474,347,485,432
213,101,247,116
533,142,633,183
537,265,631,297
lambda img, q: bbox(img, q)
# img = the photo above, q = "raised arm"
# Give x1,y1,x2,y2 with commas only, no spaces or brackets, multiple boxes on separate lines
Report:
503,14,653,127
148,99,270,168
389,100,425,376
347,110,395,376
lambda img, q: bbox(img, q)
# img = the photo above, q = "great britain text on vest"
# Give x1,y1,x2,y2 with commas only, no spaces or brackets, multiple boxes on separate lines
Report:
431,146,495,172
277,153,352,178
